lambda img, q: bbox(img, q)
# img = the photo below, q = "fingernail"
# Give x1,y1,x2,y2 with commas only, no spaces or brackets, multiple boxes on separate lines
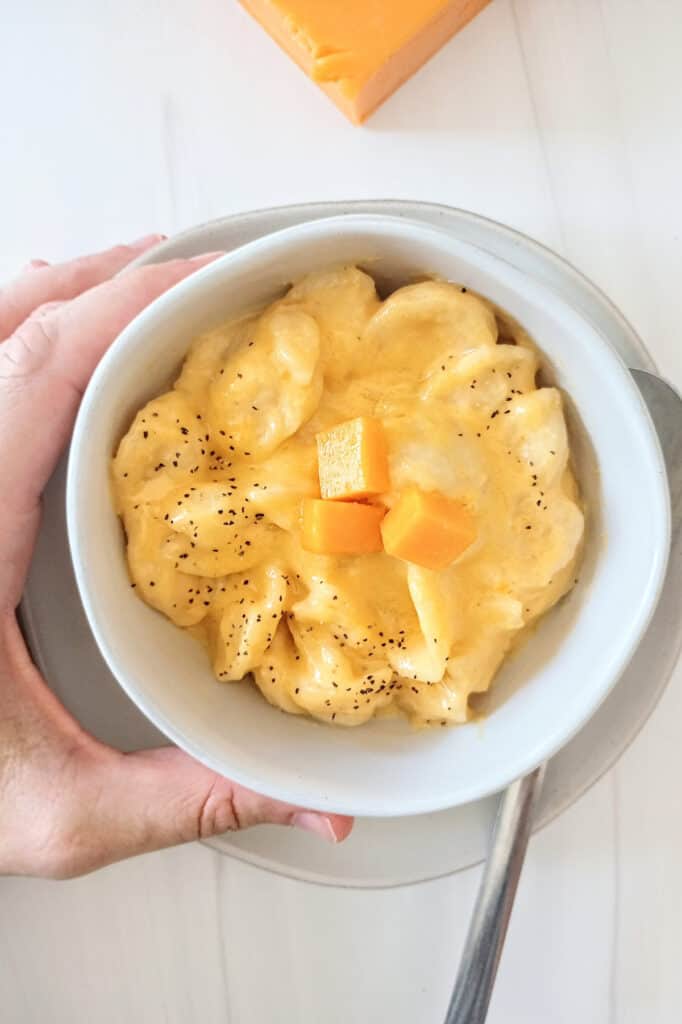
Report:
130,232,167,248
292,812,338,843
25,258,50,271
189,251,225,262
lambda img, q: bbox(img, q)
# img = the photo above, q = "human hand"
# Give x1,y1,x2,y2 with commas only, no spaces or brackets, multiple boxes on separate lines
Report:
0,236,353,878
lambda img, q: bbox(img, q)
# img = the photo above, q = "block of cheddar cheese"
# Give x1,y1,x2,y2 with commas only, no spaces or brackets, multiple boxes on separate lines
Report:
239,0,492,124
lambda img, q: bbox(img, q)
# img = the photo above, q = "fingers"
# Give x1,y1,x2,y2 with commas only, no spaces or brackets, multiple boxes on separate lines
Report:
51,254,223,396
46,745,353,877
0,254,221,519
0,252,222,611
0,615,352,878
0,234,166,342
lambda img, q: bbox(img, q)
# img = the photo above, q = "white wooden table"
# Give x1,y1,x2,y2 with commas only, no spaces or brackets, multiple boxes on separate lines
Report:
2,2,682,1021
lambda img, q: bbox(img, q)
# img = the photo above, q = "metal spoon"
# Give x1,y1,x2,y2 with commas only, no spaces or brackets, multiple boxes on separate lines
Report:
443,767,544,1024
444,369,682,1024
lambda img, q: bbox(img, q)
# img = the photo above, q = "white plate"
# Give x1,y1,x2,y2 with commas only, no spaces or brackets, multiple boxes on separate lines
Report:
21,201,682,887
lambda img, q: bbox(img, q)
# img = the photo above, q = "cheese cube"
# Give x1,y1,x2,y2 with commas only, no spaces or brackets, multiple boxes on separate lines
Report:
381,487,476,570
316,417,390,501
301,498,386,555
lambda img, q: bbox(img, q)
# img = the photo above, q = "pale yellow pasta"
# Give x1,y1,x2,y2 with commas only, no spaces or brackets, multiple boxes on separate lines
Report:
112,267,584,727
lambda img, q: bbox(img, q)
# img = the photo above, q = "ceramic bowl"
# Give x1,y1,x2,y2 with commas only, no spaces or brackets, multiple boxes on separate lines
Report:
67,214,670,816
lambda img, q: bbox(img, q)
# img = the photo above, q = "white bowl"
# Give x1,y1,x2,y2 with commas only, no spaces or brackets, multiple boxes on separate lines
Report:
67,214,670,817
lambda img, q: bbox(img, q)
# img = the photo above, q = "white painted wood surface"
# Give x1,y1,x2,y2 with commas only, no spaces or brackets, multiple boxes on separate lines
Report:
2,1,681,1020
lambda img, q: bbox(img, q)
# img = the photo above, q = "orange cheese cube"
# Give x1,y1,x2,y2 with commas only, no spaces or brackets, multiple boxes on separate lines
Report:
316,417,390,501
381,488,476,570
301,498,385,555
239,0,493,124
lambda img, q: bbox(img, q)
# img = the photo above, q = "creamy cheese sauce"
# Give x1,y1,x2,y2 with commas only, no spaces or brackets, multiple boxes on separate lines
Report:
112,267,584,726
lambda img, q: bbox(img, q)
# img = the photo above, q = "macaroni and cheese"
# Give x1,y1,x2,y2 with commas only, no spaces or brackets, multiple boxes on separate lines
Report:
112,268,584,727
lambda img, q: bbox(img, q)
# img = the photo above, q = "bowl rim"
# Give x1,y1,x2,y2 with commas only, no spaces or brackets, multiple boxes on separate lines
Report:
67,211,672,816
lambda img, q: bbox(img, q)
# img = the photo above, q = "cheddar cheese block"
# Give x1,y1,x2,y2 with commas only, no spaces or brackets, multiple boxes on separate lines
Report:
239,0,492,124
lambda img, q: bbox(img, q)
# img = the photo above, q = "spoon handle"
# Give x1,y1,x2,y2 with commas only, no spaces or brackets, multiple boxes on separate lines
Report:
444,766,545,1024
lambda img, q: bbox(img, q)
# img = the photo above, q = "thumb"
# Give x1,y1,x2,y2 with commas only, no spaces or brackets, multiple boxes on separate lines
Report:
63,744,353,875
